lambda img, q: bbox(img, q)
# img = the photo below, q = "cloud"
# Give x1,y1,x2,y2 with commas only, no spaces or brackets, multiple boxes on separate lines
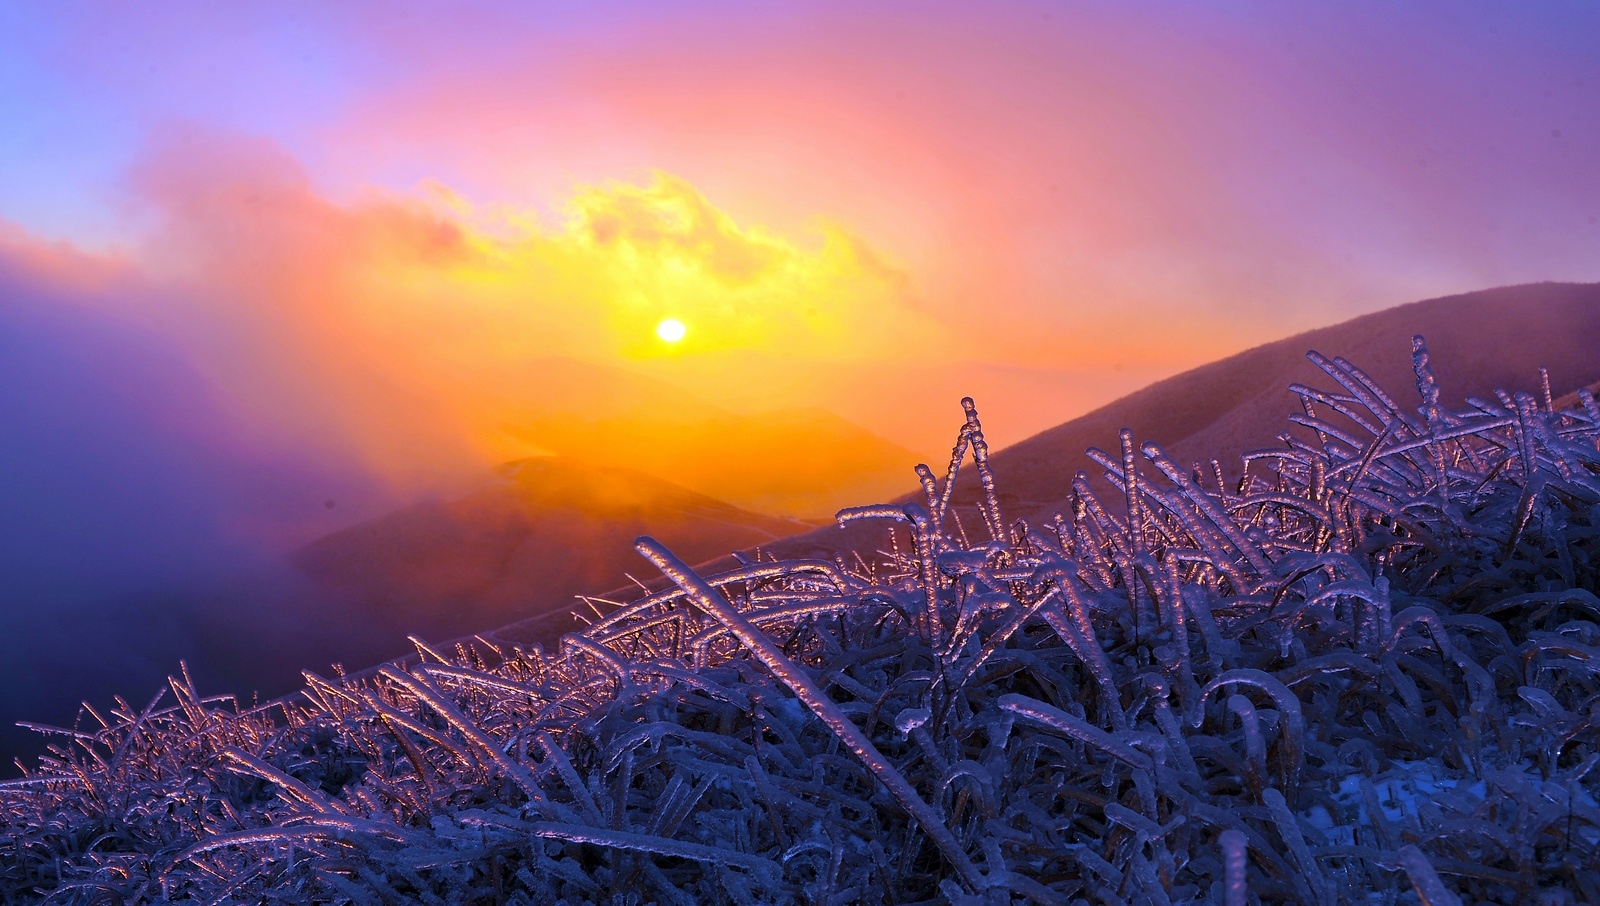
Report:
110,131,937,481
573,173,785,285
18,3,1598,456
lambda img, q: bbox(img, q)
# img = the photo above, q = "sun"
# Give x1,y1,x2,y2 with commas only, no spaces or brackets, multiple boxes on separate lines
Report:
656,318,687,343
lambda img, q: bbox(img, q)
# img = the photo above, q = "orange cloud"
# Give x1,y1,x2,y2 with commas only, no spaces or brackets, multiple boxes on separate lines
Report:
575,174,784,285
113,133,938,499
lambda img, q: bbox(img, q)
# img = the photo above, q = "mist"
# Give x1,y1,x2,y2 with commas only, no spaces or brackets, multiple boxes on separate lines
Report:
0,241,403,766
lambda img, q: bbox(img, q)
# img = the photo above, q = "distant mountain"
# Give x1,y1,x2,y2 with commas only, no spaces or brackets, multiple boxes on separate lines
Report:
482,282,1600,649
292,457,816,652
479,357,921,518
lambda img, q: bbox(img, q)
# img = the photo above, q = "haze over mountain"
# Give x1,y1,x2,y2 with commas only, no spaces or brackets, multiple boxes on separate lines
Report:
293,457,815,654
0,252,909,765
496,357,921,517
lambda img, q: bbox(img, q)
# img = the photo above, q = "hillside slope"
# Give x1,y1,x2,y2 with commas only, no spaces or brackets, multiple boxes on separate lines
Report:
760,281,1600,555
969,281,1600,515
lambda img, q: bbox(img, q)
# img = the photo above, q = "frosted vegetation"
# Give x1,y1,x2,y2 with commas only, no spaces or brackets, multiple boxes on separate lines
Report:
4,336,1599,904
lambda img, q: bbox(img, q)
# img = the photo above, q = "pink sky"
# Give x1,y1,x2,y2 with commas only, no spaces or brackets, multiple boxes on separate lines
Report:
2,1,1597,487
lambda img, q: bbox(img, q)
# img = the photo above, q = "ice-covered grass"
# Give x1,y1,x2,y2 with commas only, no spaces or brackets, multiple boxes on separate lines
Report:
2,336,1599,904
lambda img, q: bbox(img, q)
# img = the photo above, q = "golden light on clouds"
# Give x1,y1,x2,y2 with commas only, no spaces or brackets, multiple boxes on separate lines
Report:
127,148,944,487
552,173,930,364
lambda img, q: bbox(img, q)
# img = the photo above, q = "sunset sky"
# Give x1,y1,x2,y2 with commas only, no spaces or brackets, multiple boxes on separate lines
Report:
2,1,1598,539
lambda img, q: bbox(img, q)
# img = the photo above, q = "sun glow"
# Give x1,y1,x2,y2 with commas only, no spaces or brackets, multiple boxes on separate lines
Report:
656,318,687,343
108,158,939,485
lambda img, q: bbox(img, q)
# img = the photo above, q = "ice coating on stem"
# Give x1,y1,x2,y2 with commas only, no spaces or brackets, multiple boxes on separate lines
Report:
528,822,777,873
1192,669,1305,793
1412,335,1443,427
1397,844,1464,906
962,397,1006,546
376,665,551,810
218,747,348,816
1219,828,1248,906
1121,429,1147,557
1263,787,1330,905
997,694,1152,772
